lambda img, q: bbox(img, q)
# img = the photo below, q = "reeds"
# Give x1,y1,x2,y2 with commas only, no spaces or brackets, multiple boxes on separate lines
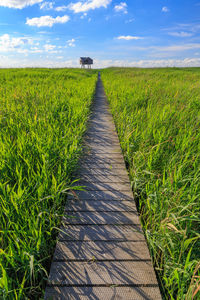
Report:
0,68,97,298
102,67,200,299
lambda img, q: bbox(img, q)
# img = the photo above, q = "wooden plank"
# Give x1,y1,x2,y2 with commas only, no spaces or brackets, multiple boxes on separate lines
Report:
45,286,162,300
80,163,127,170
84,139,119,146
53,241,151,261
84,136,119,143
87,130,118,136
83,153,124,159
85,132,119,140
82,144,121,153
65,200,136,212
84,141,120,147
58,225,145,241
80,152,124,158
87,124,116,132
78,167,129,177
63,211,140,225
74,182,131,192
89,112,113,118
82,149,122,156
86,120,115,128
82,157,125,164
83,146,121,153
47,261,159,286
78,174,130,183
72,190,133,200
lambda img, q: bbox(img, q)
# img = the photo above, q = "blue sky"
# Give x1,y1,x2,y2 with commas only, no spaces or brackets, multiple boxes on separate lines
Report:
0,0,200,67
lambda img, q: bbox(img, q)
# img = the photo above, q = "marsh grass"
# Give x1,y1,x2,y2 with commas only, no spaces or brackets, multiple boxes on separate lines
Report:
0,68,97,299
102,67,200,299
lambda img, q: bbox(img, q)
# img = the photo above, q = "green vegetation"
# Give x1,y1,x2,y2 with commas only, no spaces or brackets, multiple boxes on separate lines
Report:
0,68,97,299
101,68,200,299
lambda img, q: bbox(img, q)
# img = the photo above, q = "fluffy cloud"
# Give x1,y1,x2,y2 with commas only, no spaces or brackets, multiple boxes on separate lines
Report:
0,0,42,9
44,44,56,51
0,34,32,52
67,38,76,47
162,6,169,13
114,2,127,14
68,0,112,13
40,2,54,10
116,35,143,40
0,56,80,68
55,5,68,11
30,47,43,53
26,15,70,27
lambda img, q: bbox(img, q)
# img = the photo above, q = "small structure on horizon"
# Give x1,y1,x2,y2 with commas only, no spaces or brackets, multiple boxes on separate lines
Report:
80,57,93,69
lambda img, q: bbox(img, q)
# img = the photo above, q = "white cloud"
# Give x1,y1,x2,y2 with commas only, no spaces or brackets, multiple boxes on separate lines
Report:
44,44,56,51
26,15,70,27
0,34,32,52
40,2,54,10
162,6,169,13
68,0,112,13
94,58,200,68
55,5,68,11
1,55,200,68
67,38,76,47
17,49,29,55
0,0,42,9
168,31,193,37
114,2,127,14
116,35,143,40
31,47,43,53
0,56,80,68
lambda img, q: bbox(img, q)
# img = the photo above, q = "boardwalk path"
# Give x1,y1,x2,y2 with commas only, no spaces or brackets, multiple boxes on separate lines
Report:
45,74,162,299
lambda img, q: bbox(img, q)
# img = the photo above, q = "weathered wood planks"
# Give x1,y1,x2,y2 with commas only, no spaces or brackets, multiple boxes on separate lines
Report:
45,73,162,300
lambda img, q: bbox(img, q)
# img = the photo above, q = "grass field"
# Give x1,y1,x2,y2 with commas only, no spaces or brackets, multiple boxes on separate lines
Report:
0,68,97,299
1,67,199,299
101,68,200,299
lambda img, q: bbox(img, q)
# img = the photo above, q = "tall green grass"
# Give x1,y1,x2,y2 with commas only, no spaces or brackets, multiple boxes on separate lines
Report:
101,67,200,299
0,68,97,299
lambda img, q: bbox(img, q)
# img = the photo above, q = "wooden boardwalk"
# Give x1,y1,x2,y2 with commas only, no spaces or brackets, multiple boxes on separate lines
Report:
45,74,162,299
